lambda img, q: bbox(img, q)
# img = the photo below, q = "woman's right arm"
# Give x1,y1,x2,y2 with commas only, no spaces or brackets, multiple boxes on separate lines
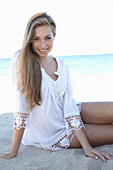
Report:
0,51,29,159
0,52,30,159
0,127,25,159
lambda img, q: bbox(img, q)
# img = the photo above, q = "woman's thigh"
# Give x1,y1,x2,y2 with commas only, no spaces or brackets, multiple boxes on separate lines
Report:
68,124,113,148
80,102,113,124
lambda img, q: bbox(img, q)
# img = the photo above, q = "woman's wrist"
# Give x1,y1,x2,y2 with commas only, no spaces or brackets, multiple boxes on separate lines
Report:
83,145,92,154
9,152,17,158
0,152,17,159
9,150,18,158
10,147,18,158
74,128,92,152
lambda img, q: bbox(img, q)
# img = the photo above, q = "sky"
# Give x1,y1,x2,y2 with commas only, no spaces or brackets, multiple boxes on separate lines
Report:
0,0,113,58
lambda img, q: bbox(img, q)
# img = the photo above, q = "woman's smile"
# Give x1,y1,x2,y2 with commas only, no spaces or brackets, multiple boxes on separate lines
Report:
32,25,55,58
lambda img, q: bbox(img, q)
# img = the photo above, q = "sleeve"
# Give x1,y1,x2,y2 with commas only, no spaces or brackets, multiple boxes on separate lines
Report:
63,63,85,131
10,51,30,130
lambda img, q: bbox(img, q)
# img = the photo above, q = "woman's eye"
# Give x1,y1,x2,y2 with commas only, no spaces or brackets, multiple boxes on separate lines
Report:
46,37,51,40
33,38,39,41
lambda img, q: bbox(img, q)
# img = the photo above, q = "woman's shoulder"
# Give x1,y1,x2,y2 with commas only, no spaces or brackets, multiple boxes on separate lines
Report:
10,50,22,75
13,50,21,60
51,55,68,67
56,57,69,72
11,50,21,66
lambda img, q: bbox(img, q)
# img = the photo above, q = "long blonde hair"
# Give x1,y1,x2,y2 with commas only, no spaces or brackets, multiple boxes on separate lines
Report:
17,12,56,110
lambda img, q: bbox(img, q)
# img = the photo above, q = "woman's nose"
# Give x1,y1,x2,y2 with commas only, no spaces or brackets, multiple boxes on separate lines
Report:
40,40,46,48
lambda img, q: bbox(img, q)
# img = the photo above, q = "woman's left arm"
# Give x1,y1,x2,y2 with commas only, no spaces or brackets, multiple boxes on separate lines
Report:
73,128,108,162
63,62,113,163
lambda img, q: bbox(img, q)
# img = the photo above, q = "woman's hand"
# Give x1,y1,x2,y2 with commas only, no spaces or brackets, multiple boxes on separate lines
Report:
0,127,25,160
73,128,113,163
85,147,113,163
0,152,17,159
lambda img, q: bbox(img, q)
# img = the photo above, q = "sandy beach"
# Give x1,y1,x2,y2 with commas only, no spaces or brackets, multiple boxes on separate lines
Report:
0,112,113,170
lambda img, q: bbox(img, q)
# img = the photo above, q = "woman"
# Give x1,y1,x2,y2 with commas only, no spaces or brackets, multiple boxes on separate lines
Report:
0,12,113,162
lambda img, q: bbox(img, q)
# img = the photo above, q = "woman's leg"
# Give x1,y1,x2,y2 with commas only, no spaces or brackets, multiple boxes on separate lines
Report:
81,102,113,124
69,124,113,148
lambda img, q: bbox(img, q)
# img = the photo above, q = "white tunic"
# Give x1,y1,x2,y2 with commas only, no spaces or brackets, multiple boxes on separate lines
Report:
11,51,84,151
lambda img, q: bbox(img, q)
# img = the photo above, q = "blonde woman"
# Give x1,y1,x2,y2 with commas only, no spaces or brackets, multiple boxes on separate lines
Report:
0,12,113,163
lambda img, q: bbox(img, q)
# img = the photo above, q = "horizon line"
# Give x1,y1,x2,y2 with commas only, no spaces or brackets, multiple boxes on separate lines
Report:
0,52,113,58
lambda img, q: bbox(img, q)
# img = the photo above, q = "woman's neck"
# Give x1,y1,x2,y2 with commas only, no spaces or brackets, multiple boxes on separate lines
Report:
39,55,53,68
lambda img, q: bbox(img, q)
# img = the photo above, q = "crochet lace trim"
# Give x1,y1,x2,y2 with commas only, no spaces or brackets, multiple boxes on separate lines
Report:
48,115,84,151
13,112,84,151
13,112,29,130
65,115,84,131
49,131,75,151
34,114,83,151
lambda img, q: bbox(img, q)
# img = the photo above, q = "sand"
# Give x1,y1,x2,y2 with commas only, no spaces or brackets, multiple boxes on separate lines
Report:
0,113,113,170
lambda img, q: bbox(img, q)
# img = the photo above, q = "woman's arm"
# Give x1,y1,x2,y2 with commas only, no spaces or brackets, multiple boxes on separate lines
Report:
0,128,24,159
0,52,30,159
63,62,113,162
74,128,113,163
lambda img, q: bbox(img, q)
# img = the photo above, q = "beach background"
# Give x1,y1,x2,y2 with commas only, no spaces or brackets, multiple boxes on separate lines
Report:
0,54,113,114
0,54,113,170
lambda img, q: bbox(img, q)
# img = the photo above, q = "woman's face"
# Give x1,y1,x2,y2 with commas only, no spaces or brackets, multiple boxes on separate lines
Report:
32,25,55,58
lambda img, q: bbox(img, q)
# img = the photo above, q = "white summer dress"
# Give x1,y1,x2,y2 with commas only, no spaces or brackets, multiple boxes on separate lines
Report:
11,51,85,151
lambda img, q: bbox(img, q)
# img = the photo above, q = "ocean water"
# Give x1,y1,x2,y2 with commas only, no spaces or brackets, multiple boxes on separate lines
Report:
57,54,113,75
0,54,113,76
0,54,113,114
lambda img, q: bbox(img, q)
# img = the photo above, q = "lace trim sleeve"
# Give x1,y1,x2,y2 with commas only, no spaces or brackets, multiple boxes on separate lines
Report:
13,112,29,130
65,115,85,131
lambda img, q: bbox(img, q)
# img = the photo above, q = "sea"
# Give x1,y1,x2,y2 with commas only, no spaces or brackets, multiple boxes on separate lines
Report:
0,53,113,114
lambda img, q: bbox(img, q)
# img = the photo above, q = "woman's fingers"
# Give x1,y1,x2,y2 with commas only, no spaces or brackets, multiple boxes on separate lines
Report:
91,150,113,163
0,153,15,159
89,153,99,161
86,149,113,163
0,154,9,159
91,151,107,163
94,151,107,163
102,152,113,160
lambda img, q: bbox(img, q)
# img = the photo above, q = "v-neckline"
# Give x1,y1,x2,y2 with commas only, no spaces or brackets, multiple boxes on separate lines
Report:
41,56,59,82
